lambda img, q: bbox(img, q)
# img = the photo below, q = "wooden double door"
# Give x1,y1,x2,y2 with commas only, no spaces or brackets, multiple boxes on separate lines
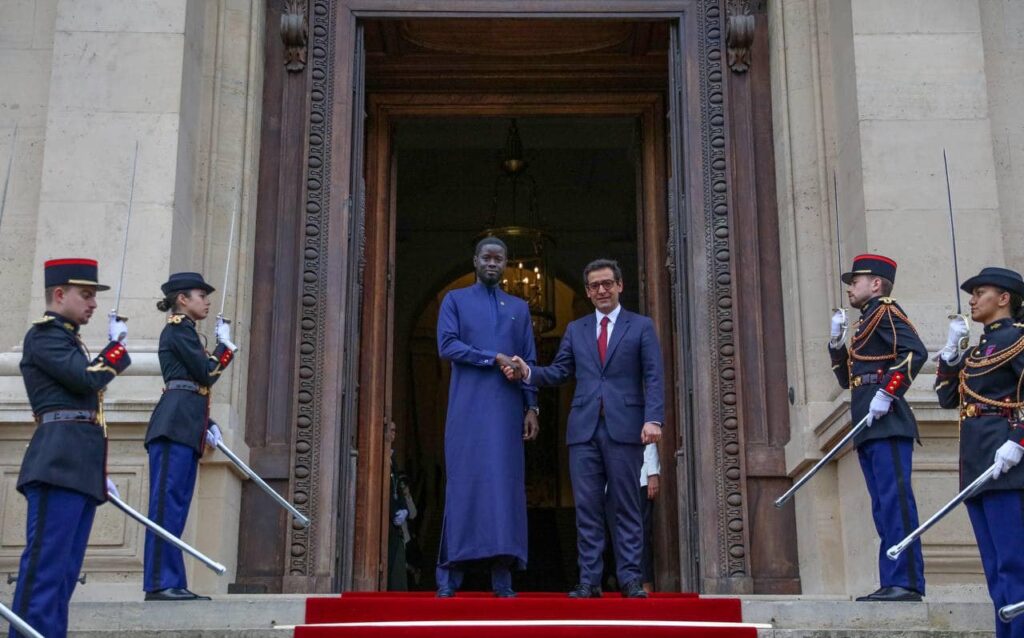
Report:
235,0,798,596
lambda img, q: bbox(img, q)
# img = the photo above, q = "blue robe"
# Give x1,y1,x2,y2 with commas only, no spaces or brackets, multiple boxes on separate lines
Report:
436,281,537,571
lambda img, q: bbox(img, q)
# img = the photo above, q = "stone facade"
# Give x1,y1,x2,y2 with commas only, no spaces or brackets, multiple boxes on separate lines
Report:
0,0,1020,602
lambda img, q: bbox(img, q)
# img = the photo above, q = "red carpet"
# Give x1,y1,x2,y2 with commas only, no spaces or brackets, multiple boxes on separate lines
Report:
295,593,761,637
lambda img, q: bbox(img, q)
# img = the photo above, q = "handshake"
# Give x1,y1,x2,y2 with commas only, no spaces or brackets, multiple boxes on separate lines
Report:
496,354,530,382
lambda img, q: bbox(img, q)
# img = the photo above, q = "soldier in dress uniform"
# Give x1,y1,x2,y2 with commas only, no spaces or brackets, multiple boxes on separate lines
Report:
934,267,1024,638
8,258,131,637
828,254,927,602
143,272,237,601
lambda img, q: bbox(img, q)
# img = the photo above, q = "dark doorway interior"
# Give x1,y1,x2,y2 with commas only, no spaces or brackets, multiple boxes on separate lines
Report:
389,116,641,591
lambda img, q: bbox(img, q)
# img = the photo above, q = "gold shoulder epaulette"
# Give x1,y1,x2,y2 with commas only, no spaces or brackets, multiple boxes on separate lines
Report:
1015,322,1024,329
167,314,185,325
878,297,895,305
32,316,55,326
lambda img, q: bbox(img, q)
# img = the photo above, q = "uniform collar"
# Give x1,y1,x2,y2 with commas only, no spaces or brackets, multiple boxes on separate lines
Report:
168,313,196,326
44,310,79,334
984,318,1012,333
474,280,500,295
859,296,889,315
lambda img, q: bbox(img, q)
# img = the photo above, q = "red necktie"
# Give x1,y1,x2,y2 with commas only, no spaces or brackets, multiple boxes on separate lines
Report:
598,316,610,364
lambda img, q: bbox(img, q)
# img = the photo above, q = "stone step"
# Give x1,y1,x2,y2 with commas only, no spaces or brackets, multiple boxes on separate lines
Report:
50,595,998,637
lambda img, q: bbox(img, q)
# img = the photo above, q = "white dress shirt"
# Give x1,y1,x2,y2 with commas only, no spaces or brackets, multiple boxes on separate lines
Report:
640,443,661,487
595,304,623,340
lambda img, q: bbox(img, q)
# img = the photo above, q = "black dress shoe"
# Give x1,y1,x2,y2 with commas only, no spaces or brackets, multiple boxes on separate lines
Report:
857,586,922,602
436,587,456,598
145,588,211,601
567,583,602,598
493,587,517,598
620,579,648,598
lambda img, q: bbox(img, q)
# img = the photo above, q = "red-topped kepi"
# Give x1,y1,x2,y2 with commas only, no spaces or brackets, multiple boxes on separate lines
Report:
841,253,897,286
43,258,110,291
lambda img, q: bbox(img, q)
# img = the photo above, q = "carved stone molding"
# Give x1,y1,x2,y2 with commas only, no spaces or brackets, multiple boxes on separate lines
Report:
698,0,750,580
281,0,308,72
286,0,332,577
726,0,755,73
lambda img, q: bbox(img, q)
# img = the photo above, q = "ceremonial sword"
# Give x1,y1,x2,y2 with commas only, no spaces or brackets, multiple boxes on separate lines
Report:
111,141,140,324
774,414,870,508
217,194,239,324
886,462,997,560
942,150,970,351
0,601,43,638
831,170,848,342
1001,600,1024,623
107,490,226,575
215,440,311,527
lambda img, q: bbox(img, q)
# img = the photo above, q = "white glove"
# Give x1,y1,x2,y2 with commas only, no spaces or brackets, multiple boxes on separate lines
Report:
215,316,238,352
393,509,409,526
992,440,1024,479
107,311,128,343
831,309,847,344
205,423,223,449
866,389,893,427
938,316,970,363
106,477,120,500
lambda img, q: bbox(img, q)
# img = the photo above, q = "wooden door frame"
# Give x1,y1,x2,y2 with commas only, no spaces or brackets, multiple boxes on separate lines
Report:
355,92,677,591
239,0,788,595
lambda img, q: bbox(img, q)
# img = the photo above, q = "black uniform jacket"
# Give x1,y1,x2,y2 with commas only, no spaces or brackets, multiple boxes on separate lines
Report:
18,312,131,502
145,314,234,454
828,297,927,446
936,319,1024,493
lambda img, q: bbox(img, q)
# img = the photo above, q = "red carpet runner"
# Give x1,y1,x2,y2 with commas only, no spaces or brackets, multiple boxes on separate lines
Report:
296,592,761,637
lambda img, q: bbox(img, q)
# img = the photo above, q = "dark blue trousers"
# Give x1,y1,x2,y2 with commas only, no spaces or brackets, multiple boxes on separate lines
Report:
856,437,925,594
435,556,512,592
570,418,644,587
966,490,1024,638
144,440,199,592
9,485,96,638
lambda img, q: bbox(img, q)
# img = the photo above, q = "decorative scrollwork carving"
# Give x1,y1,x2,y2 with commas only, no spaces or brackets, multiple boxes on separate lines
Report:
726,0,755,73
281,0,308,72
698,0,750,580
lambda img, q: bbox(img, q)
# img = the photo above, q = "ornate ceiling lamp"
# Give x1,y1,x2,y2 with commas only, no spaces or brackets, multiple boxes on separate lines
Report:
481,120,556,334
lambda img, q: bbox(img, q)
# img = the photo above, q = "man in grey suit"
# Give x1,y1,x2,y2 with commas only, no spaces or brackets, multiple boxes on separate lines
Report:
506,258,665,598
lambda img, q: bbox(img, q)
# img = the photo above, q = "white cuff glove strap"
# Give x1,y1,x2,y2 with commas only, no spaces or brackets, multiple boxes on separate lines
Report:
106,478,120,499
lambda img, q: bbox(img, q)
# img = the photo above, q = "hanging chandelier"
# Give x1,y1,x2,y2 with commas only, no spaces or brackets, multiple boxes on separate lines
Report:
480,120,556,334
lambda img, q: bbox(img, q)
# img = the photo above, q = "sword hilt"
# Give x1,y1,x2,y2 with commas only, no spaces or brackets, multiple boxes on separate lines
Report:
947,313,970,351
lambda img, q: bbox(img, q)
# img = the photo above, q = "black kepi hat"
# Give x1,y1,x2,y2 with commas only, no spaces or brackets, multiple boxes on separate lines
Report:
960,266,1024,297
841,253,897,285
44,258,110,291
161,272,215,296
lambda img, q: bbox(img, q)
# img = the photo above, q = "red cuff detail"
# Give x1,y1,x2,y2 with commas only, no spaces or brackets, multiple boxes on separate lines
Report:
885,371,905,395
219,349,233,367
103,342,127,366
1010,423,1024,446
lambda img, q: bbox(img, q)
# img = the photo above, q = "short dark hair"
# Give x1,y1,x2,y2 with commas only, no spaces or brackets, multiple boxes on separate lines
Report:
475,236,507,256
44,285,68,304
583,259,622,286
877,277,893,297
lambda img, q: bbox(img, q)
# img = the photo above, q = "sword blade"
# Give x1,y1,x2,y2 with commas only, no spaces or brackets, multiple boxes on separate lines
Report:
107,491,226,575
0,601,44,638
113,141,140,315
887,463,996,560
216,440,310,527
1000,600,1024,623
774,414,870,508
219,195,240,318
942,149,962,315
